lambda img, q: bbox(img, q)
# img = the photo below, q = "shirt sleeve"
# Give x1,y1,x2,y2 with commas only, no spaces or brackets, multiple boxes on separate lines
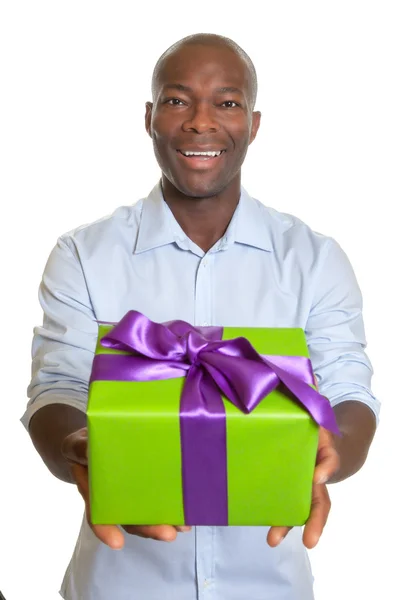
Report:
306,237,381,424
21,235,97,431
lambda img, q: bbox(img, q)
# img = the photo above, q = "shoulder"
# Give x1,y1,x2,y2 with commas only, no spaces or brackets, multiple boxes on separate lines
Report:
254,196,337,262
254,197,358,292
58,199,144,257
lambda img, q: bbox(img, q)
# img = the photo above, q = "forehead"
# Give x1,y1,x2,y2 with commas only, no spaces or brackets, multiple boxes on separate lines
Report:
155,44,252,96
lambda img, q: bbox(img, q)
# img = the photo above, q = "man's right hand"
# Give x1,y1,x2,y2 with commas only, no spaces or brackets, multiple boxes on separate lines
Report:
61,427,189,549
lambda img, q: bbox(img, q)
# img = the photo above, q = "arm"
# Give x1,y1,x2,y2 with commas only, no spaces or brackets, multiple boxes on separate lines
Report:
268,238,379,548
307,237,380,481
29,404,86,483
22,235,96,479
330,400,376,484
24,234,185,546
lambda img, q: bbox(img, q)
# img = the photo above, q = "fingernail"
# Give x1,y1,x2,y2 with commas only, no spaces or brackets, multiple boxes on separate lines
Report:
111,541,124,550
317,475,328,484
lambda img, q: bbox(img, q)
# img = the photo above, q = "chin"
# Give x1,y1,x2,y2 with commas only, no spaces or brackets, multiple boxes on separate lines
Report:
173,176,229,199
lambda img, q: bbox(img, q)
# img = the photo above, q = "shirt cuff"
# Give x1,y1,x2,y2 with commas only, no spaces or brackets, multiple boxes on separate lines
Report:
20,392,87,432
329,393,381,427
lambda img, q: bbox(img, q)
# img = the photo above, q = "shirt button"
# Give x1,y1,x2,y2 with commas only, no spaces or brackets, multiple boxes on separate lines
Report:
204,579,210,588
202,322,209,326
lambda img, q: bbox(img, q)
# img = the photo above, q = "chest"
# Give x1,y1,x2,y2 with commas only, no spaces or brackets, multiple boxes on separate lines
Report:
86,243,313,329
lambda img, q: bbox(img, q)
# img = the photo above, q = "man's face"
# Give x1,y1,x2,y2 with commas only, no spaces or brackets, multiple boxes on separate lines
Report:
146,44,261,198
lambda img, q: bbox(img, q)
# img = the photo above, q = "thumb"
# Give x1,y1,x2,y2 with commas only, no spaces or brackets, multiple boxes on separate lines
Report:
61,427,88,466
71,462,125,550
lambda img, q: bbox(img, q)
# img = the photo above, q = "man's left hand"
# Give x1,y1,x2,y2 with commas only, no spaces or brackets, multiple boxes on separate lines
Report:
267,427,340,548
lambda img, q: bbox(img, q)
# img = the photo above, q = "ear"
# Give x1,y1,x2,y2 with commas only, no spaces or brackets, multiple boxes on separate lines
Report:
145,102,153,138
249,111,261,145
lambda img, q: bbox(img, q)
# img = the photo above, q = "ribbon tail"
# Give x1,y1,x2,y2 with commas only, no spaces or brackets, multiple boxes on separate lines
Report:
269,365,340,435
179,365,228,525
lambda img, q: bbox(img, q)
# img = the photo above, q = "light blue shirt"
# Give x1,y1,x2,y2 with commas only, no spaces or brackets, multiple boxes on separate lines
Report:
22,182,380,600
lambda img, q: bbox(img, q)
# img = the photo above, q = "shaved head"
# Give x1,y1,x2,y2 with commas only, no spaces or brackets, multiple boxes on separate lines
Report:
151,33,258,109
145,33,261,199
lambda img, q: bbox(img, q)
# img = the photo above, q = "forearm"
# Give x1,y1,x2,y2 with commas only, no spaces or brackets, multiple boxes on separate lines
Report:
28,403,87,483
328,400,377,484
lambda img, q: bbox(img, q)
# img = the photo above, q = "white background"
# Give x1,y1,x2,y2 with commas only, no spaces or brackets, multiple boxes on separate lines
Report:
1,1,414,598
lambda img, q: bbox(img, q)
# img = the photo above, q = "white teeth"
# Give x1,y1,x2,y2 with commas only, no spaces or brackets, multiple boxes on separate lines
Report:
182,150,222,157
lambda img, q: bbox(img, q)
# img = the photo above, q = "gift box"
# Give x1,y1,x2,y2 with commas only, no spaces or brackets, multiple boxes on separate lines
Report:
87,311,338,526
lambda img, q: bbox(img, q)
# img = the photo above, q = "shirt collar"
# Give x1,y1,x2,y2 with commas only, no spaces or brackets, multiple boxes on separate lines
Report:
232,187,273,252
134,181,273,254
134,182,177,254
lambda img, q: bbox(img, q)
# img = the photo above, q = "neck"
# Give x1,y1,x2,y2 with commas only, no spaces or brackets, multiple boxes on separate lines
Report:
161,175,241,253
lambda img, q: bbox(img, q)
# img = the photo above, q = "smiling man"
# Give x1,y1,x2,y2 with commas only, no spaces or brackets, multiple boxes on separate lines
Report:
24,34,379,600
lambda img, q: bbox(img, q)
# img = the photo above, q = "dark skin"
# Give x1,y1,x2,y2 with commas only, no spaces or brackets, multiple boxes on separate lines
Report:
145,43,261,253
29,40,377,551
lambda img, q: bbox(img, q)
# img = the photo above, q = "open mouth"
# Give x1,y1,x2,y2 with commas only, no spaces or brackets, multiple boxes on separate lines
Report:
177,149,226,161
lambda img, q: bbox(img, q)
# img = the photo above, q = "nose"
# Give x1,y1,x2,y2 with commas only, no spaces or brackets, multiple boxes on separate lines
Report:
182,102,219,134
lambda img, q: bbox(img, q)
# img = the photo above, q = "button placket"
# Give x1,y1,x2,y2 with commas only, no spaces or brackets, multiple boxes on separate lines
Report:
194,254,212,328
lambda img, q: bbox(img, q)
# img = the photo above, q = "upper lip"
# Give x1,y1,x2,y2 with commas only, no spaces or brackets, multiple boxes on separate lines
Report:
177,147,226,152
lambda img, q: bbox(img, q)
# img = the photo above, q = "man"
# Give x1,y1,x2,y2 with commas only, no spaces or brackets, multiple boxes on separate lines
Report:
23,33,379,600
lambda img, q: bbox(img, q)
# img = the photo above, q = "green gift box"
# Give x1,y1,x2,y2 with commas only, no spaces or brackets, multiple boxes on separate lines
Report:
87,311,336,526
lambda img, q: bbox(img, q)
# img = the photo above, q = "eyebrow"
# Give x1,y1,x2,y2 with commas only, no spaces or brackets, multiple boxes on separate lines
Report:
216,87,243,95
163,83,193,93
163,84,244,95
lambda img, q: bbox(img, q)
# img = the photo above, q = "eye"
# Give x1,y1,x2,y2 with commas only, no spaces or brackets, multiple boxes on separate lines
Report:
221,101,239,108
166,98,186,106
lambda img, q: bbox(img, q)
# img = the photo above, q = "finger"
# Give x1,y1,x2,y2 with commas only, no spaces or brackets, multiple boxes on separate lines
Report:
267,526,292,547
313,427,340,484
314,443,340,485
303,484,331,549
61,428,88,466
71,463,125,550
175,526,192,532
122,524,178,542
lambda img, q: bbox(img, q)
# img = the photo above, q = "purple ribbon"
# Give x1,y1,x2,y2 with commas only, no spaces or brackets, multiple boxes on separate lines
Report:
91,310,339,525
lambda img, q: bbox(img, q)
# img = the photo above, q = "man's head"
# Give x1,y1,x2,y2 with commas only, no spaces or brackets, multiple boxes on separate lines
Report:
145,34,261,199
